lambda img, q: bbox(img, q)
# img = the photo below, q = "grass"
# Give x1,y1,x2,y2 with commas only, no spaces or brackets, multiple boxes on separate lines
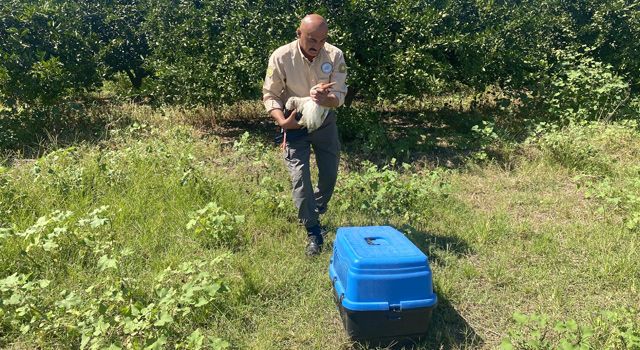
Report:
1,101,639,349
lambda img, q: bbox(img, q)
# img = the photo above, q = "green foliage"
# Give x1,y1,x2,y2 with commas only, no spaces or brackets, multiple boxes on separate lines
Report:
0,257,230,349
529,120,639,171
539,48,631,123
336,106,389,155
530,121,615,174
471,120,500,161
580,175,640,232
530,119,640,231
231,131,270,162
1,0,639,108
91,0,151,90
586,0,640,92
253,176,289,216
501,309,640,350
186,202,245,249
0,0,102,108
336,159,450,220
2,0,640,150
1,198,231,349
143,0,270,106
0,206,114,278
31,146,85,194
1,118,243,348
1,105,640,348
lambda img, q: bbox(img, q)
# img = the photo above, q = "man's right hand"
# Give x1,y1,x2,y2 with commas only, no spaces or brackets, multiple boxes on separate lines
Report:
272,109,302,130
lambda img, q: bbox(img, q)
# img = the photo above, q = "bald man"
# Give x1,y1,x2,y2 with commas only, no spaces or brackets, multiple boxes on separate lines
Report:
263,14,348,256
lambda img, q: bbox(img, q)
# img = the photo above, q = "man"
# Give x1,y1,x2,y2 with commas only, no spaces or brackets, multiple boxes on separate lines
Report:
262,14,348,256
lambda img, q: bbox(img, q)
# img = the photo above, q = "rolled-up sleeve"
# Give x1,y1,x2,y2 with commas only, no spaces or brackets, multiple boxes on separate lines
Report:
262,53,285,113
331,50,348,107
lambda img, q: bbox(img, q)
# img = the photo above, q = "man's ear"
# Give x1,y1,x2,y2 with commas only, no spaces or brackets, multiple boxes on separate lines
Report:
296,29,301,38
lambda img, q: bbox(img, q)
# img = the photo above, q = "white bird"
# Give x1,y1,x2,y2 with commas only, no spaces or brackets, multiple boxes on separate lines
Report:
285,82,336,133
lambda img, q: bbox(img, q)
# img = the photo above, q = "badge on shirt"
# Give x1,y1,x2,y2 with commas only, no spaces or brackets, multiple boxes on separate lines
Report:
321,62,333,74
266,66,274,77
338,63,347,73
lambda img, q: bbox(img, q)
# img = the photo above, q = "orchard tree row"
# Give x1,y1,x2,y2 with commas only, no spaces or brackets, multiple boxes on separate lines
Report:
1,0,638,108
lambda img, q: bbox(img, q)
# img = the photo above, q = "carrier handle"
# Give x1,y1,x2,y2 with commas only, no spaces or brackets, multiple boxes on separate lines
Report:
365,237,380,245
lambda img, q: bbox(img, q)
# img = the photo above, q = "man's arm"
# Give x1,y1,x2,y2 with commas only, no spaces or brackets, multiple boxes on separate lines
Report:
262,52,302,130
263,53,285,114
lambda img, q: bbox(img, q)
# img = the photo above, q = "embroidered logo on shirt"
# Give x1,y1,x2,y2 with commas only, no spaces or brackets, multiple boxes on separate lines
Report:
266,66,274,77
338,63,347,73
321,62,333,74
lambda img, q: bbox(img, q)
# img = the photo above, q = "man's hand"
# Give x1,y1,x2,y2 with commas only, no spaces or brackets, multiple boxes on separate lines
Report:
271,108,301,130
310,82,337,106
281,110,302,129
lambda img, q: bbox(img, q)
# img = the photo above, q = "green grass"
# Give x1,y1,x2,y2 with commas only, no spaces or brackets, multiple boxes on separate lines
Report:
1,103,639,349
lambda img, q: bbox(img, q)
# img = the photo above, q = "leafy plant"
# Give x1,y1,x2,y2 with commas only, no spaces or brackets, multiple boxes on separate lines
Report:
501,309,640,350
186,202,245,249
337,107,389,155
471,120,500,161
0,257,231,349
539,48,630,123
336,159,450,220
253,176,289,216
0,0,102,108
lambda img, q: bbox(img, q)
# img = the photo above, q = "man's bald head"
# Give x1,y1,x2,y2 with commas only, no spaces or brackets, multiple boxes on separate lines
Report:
297,14,329,60
299,14,328,34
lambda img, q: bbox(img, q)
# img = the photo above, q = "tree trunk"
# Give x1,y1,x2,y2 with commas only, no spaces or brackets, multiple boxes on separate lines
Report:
125,67,148,90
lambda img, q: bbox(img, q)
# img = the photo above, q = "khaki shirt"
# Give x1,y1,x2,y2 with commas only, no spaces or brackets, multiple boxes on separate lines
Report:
262,40,348,113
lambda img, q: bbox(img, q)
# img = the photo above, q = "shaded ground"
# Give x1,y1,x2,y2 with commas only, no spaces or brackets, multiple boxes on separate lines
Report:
1,101,132,161
3,96,500,171
196,100,497,170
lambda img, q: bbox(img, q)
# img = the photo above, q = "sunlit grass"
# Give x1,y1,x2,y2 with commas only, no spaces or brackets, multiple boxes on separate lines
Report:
1,104,639,349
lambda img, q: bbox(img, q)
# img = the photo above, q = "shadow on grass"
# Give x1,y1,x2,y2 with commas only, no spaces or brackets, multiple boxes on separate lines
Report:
192,98,510,170
337,105,493,170
208,115,278,146
1,101,133,161
416,295,483,349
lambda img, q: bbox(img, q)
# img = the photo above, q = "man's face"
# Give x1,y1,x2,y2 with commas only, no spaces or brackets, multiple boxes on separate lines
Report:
298,27,328,59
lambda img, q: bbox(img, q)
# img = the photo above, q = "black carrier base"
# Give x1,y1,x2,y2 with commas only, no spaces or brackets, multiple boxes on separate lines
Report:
336,299,435,345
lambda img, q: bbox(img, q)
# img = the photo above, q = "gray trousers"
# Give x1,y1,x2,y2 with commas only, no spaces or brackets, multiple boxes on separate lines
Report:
284,111,340,230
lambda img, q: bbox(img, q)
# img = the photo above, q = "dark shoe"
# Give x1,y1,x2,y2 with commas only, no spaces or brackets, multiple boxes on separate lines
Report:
305,234,323,256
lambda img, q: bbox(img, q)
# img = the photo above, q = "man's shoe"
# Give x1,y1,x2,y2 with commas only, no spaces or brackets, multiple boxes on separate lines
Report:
305,234,323,256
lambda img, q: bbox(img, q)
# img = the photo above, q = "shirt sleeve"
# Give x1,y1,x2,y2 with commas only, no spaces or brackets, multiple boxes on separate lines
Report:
262,52,285,113
331,50,348,107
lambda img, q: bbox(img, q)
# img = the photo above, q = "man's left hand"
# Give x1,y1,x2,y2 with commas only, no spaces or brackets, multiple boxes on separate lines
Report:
310,82,336,107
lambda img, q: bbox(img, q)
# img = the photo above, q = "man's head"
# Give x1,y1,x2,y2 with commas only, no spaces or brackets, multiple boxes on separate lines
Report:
296,14,328,60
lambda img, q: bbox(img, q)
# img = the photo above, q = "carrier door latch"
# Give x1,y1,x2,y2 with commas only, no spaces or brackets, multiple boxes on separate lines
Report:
388,304,403,321
389,304,402,312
